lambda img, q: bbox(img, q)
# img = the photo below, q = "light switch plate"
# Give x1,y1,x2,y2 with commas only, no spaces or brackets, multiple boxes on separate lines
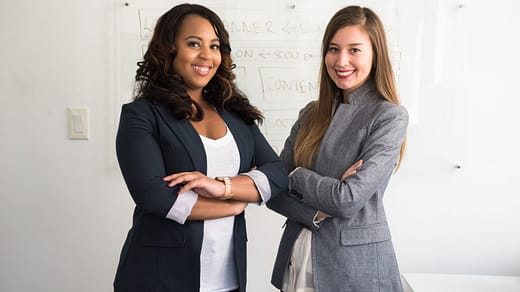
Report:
68,107,89,139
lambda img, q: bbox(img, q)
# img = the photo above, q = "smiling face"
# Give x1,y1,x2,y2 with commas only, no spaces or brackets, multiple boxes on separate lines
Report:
325,25,373,99
173,14,221,99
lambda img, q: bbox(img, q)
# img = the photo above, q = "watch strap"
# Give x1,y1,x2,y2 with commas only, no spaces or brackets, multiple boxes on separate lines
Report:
215,176,232,199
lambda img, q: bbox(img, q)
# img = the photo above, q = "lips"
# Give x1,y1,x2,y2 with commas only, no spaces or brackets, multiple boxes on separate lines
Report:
193,65,212,76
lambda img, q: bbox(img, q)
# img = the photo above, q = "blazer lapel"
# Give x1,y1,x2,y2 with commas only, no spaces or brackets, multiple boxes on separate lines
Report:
153,102,207,174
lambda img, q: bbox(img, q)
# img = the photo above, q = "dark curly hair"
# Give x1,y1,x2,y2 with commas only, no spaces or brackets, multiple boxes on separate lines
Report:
134,3,262,124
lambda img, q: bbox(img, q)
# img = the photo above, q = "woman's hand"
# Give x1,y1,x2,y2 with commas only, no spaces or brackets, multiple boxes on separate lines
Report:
316,210,331,220
163,171,226,199
341,160,363,181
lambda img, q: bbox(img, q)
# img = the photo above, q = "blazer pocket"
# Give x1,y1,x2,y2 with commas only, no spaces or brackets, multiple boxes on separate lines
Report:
340,223,391,246
139,214,186,247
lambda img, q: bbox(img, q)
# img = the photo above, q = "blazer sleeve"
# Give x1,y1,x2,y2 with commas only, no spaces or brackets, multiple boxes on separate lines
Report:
247,122,288,202
289,104,408,219
266,103,321,230
115,102,178,217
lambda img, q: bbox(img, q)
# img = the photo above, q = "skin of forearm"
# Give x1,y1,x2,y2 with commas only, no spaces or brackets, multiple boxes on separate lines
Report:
188,196,245,220
225,175,261,203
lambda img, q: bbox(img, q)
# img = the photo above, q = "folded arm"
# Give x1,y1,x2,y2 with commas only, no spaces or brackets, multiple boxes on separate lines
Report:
289,107,408,219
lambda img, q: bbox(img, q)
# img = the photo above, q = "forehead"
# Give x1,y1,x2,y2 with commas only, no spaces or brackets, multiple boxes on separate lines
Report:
330,25,371,45
177,14,218,39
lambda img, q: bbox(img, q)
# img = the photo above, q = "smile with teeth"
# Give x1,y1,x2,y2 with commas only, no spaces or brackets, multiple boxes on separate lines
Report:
336,70,354,78
193,65,211,75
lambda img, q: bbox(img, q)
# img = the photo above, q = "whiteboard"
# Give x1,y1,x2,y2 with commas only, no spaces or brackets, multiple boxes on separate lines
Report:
114,0,424,152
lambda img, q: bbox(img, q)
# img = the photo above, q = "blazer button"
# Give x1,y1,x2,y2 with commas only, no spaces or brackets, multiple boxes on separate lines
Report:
291,190,303,200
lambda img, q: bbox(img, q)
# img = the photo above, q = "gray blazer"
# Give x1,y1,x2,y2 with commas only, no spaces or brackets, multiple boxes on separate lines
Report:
267,81,408,292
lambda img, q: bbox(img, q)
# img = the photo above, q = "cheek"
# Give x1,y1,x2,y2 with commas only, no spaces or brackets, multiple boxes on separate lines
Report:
324,56,335,73
324,54,333,67
214,53,222,67
172,52,187,70
363,54,374,72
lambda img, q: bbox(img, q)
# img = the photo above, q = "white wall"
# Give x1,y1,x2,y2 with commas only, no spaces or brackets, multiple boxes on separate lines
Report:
0,1,132,291
1,0,519,292
388,0,520,276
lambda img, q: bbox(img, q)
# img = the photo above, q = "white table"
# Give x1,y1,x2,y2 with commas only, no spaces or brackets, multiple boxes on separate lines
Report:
402,273,520,292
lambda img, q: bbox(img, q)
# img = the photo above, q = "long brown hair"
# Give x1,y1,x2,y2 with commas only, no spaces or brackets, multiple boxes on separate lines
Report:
294,6,406,168
134,3,262,124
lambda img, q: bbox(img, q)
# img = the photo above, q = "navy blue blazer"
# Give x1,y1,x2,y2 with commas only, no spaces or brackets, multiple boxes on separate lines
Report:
113,98,287,292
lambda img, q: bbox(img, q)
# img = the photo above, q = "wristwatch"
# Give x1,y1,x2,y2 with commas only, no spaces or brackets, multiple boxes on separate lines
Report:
215,176,232,200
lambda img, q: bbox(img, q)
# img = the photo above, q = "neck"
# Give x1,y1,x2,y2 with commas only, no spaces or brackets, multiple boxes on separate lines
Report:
187,88,203,102
342,94,350,104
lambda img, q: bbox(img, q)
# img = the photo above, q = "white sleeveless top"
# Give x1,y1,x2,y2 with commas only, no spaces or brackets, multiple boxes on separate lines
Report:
199,128,241,292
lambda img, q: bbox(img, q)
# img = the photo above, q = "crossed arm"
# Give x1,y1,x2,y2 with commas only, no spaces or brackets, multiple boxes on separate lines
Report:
162,171,260,221
313,159,363,221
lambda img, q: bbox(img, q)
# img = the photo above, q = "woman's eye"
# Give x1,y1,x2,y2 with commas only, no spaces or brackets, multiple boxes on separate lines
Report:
188,42,200,48
210,44,220,50
328,47,339,53
350,48,361,53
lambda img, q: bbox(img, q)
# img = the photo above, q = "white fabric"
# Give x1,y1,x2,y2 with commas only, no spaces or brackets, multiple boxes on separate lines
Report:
166,189,198,224
282,228,314,292
199,128,240,292
241,169,271,204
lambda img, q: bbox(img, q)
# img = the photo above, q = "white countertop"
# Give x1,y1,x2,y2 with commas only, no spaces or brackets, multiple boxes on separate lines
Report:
402,273,520,292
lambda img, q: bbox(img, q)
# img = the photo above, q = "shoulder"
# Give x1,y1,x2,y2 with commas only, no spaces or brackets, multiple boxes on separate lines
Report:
120,98,170,120
118,98,166,129
299,101,316,118
120,98,154,117
292,101,316,126
372,99,408,123
122,98,153,112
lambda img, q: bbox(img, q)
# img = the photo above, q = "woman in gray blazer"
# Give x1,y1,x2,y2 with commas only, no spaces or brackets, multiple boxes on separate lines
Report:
267,6,408,292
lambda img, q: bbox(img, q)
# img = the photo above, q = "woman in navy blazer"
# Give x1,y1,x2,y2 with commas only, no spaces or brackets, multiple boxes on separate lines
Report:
113,4,287,292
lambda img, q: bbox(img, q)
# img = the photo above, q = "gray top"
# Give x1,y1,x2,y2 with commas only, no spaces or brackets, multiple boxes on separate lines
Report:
268,81,408,292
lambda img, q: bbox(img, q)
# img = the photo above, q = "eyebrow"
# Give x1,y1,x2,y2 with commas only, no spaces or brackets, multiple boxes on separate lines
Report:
184,35,220,42
329,42,365,46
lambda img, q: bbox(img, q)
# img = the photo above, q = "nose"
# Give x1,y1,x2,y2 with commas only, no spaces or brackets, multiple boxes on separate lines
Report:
199,45,211,60
336,50,350,67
